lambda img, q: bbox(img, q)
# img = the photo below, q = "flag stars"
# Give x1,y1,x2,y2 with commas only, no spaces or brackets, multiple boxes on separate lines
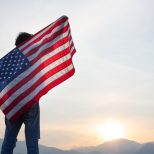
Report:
0,48,30,85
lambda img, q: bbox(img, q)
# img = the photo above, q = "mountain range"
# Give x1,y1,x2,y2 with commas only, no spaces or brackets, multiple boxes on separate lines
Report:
0,138,154,154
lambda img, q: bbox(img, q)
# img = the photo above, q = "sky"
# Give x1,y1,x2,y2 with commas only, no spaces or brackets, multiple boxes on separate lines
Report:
0,0,154,150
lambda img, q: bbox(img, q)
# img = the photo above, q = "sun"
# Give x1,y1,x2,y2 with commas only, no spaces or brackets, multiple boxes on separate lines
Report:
98,121,126,141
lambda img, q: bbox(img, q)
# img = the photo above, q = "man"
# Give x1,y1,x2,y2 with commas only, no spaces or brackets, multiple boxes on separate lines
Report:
1,32,40,154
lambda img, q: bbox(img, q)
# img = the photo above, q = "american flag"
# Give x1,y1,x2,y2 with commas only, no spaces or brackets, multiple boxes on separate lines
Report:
0,16,76,121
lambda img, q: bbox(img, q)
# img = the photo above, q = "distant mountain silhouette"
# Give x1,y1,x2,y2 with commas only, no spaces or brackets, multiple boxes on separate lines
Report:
0,139,82,154
74,139,141,154
73,139,154,154
0,138,154,154
134,142,154,154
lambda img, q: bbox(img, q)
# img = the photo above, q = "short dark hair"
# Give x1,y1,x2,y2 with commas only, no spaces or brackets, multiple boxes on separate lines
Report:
15,32,33,46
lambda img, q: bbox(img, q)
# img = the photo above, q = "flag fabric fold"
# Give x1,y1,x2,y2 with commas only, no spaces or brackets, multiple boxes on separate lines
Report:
0,16,76,121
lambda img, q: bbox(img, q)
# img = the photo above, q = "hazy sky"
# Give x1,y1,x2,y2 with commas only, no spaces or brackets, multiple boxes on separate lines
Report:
0,0,154,150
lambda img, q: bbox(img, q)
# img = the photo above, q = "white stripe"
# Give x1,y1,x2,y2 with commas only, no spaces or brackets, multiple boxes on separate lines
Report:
0,42,70,101
70,46,75,53
69,38,75,53
27,28,70,62
6,64,74,119
69,38,73,45
19,16,67,50
22,21,69,55
1,53,71,111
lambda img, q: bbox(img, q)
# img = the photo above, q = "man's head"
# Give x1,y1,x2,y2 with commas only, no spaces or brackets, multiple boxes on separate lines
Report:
15,32,33,46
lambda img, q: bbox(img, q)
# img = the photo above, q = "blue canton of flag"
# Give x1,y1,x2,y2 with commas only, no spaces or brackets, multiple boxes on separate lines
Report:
0,48,31,92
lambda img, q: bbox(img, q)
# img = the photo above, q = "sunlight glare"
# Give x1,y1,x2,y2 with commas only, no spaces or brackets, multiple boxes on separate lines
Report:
99,121,125,141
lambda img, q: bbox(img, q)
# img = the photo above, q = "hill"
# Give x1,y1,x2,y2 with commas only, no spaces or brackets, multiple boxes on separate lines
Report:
0,138,154,154
73,139,154,154
0,139,82,154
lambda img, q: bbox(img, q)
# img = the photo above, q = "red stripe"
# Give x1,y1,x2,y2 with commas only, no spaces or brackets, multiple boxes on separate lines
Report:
69,34,72,40
20,17,68,52
70,42,74,51
71,49,76,57
69,37,76,51
25,24,70,58
4,59,73,114
69,34,76,56
9,68,75,122
0,46,70,107
69,41,76,56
